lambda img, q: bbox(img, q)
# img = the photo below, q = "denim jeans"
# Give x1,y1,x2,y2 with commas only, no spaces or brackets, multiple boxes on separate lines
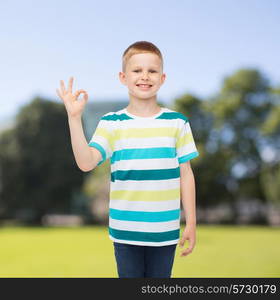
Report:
113,242,177,278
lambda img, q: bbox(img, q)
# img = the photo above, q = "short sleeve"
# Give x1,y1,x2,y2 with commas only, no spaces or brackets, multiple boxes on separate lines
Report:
176,118,199,164
88,114,114,166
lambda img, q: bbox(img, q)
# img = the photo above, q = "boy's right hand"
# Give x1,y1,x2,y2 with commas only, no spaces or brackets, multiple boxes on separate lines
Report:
56,77,88,118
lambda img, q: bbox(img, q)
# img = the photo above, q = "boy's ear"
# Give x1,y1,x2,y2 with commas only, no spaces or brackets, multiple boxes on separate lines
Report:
119,71,126,85
161,73,166,85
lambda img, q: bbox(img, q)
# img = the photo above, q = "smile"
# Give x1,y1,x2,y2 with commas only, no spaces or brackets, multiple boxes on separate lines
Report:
136,84,152,90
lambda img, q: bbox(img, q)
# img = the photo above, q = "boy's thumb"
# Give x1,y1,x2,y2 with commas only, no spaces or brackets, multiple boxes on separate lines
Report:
83,93,89,103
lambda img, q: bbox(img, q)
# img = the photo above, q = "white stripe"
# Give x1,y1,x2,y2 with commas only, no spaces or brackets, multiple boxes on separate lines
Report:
109,218,180,233
110,177,180,191
109,235,179,247
109,199,180,212
114,118,178,129
177,143,197,158
89,135,112,158
111,158,179,172
91,118,115,135
111,178,180,191
114,136,176,151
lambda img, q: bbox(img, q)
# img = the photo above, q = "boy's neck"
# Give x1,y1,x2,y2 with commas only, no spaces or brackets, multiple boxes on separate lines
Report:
126,98,162,117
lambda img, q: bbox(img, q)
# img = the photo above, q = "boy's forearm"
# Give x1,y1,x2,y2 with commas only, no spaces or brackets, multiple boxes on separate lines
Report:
67,116,94,171
180,164,197,226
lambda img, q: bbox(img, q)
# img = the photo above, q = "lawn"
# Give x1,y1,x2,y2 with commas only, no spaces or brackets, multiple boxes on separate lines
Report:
0,225,279,278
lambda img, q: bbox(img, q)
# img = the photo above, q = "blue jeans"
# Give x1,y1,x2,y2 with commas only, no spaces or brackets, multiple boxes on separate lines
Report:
113,242,177,278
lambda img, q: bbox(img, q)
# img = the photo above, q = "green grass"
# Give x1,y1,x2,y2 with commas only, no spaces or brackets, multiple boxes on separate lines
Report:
0,225,279,277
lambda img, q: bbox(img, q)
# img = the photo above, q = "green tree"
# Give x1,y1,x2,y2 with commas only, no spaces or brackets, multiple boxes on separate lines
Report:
207,69,277,221
0,128,22,218
173,69,280,224
0,97,87,223
259,85,280,211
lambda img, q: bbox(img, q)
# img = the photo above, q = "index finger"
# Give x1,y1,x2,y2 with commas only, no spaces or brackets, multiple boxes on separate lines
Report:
60,80,66,93
68,76,74,93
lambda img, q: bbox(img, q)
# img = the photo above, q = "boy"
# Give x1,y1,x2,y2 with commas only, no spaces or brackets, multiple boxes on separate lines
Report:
56,41,199,278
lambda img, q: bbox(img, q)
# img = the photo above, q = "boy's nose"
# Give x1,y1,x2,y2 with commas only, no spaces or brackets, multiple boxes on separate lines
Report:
141,72,149,79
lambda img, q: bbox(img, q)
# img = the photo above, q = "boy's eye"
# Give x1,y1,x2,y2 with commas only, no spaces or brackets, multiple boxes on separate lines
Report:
133,70,157,73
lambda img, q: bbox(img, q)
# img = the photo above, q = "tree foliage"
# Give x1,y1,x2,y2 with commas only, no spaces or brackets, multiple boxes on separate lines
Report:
0,97,86,223
173,68,280,217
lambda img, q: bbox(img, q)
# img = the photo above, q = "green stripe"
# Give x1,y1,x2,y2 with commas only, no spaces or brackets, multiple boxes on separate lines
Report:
109,227,180,242
111,167,180,182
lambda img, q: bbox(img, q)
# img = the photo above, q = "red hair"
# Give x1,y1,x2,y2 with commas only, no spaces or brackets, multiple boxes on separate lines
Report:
122,41,163,72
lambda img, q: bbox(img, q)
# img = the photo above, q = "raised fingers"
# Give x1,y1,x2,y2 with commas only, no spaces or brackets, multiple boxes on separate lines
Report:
60,80,66,94
68,76,74,94
56,88,62,100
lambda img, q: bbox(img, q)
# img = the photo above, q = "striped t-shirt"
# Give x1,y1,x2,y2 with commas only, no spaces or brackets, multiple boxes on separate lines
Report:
88,106,199,246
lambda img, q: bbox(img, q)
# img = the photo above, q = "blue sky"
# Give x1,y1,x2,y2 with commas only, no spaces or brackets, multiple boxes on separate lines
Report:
0,0,279,120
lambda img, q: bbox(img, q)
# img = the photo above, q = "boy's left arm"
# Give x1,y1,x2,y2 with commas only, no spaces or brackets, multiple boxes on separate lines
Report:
179,160,197,257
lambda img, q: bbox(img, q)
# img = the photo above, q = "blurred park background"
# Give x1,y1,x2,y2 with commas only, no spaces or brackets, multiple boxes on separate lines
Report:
0,0,279,277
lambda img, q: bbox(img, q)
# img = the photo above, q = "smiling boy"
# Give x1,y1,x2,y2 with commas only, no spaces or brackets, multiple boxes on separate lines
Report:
56,41,199,278
119,48,165,117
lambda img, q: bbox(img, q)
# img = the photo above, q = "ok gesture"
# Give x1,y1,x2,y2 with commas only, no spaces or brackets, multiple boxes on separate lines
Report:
56,77,88,118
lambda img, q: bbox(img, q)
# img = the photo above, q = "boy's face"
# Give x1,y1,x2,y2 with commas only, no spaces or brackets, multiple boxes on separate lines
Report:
119,53,166,100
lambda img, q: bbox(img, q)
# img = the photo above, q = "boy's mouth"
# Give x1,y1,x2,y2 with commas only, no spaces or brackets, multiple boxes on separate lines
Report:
136,84,153,90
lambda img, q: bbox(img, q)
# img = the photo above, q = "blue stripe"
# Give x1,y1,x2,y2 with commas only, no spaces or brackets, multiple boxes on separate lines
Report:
111,167,180,182
88,142,106,165
101,111,188,122
178,151,199,164
111,147,176,163
157,112,188,122
102,113,132,121
109,227,180,242
109,208,180,222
